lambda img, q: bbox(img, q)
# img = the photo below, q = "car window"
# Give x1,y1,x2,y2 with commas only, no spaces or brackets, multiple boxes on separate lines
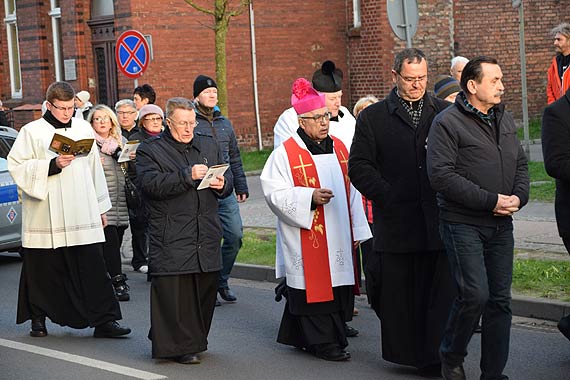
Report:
0,137,14,159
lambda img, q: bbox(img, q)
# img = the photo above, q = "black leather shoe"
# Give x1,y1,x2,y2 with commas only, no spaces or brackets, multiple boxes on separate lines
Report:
312,345,351,361
344,323,359,337
218,288,237,302
30,317,47,337
177,353,201,364
93,321,131,338
558,315,570,341
440,357,466,380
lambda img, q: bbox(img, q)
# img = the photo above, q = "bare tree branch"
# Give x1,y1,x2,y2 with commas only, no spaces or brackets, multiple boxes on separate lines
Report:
183,0,215,16
227,0,250,17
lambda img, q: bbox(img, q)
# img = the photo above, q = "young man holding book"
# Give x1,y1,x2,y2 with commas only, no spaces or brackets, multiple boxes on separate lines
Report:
7,81,131,339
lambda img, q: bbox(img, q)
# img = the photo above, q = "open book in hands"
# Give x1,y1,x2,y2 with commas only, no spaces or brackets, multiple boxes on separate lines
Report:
197,164,230,190
118,140,140,163
49,133,94,157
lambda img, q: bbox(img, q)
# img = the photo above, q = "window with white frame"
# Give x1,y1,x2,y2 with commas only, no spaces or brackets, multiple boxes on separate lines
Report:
49,0,63,81
4,0,22,98
353,0,361,28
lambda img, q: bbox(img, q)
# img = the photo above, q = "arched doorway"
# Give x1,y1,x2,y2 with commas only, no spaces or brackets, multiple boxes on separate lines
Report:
87,0,117,106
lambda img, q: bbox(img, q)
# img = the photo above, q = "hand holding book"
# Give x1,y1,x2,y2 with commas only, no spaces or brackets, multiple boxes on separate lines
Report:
49,133,94,157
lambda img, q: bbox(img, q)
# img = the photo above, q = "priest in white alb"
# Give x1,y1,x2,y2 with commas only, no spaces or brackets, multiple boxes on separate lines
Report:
261,78,371,362
8,81,130,339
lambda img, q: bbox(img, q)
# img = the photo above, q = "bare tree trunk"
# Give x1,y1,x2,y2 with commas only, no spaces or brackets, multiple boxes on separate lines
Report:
183,0,250,117
215,16,229,116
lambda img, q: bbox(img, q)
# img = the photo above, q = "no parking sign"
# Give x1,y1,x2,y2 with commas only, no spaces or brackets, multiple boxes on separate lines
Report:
115,30,150,79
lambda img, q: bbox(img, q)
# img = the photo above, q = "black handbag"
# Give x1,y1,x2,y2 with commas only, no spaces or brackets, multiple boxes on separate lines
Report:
120,164,141,209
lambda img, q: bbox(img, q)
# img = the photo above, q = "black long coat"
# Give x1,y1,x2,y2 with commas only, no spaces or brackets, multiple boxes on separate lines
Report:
136,128,233,275
542,89,570,238
348,88,450,253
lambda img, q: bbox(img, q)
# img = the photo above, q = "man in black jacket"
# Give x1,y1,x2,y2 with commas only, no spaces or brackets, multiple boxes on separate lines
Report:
136,97,232,364
427,57,529,380
348,48,454,373
541,88,570,343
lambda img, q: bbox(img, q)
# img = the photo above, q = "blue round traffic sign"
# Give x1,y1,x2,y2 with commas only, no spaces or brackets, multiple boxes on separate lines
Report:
115,30,150,79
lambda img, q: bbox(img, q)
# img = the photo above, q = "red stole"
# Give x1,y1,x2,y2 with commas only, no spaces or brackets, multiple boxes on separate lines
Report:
283,136,353,303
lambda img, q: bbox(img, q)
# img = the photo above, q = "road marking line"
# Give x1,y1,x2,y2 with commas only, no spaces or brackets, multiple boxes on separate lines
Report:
0,338,167,380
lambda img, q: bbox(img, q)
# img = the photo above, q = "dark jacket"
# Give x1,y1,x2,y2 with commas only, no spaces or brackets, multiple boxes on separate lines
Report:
122,124,140,140
427,93,529,226
348,88,450,253
542,89,570,237
195,111,248,197
135,127,233,275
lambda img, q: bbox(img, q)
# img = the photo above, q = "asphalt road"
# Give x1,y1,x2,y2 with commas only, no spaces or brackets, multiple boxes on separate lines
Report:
0,255,569,380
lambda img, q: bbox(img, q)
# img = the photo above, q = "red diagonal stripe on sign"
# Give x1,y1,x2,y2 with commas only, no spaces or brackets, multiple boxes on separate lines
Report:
119,39,145,71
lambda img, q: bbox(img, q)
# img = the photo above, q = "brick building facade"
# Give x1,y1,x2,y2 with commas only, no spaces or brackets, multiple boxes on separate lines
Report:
0,1,567,147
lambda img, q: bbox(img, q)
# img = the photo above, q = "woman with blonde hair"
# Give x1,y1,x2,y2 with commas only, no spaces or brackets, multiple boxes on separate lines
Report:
87,104,130,301
353,95,379,117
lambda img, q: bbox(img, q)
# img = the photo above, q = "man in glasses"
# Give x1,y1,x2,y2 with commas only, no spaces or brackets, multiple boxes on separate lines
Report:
192,75,248,306
261,78,371,362
273,60,356,150
7,81,131,339
348,48,454,374
115,99,139,139
136,97,232,364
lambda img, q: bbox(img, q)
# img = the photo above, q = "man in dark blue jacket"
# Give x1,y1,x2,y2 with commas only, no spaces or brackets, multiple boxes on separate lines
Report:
193,75,249,304
427,57,529,380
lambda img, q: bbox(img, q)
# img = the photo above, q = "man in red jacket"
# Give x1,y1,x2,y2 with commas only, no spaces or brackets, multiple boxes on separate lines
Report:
547,22,570,104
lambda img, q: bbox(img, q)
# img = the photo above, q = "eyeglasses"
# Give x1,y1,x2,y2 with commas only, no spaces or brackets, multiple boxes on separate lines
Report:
92,116,110,123
299,112,332,123
396,72,428,84
168,118,198,128
50,102,75,112
117,111,137,116
143,117,163,123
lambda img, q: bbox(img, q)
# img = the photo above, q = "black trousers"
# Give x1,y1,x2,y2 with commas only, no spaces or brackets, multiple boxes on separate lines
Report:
103,225,127,277
129,207,148,270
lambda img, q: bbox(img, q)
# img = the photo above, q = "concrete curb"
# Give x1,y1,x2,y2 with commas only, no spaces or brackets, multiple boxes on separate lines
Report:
232,263,570,322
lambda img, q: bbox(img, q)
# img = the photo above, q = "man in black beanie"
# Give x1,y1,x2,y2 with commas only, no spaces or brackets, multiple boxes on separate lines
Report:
192,74,249,306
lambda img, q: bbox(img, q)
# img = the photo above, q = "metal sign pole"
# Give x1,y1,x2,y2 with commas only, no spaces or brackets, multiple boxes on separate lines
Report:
402,0,412,48
513,0,530,157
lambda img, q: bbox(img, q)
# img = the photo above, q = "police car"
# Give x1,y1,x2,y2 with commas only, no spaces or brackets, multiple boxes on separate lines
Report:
0,126,21,252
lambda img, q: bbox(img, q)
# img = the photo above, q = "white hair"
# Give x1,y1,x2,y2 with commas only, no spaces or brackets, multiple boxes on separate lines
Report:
450,56,469,70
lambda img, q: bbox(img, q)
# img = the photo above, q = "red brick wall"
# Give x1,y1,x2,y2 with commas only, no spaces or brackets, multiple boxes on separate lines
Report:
4,1,566,144
119,1,349,148
452,0,568,119
348,0,569,121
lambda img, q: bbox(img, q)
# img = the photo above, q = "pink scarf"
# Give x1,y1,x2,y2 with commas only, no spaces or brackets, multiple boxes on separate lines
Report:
94,133,119,155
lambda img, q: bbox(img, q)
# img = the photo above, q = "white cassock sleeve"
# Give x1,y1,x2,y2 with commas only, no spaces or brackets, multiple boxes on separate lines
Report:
349,183,373,243
260,146,315,230
8,126,51,200
273,107,299,149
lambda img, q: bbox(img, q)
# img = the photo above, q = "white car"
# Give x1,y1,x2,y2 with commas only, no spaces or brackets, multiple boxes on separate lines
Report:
0,126,21,252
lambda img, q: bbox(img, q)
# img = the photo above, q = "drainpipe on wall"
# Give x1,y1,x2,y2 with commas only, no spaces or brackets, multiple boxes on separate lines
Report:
249,1,263,151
